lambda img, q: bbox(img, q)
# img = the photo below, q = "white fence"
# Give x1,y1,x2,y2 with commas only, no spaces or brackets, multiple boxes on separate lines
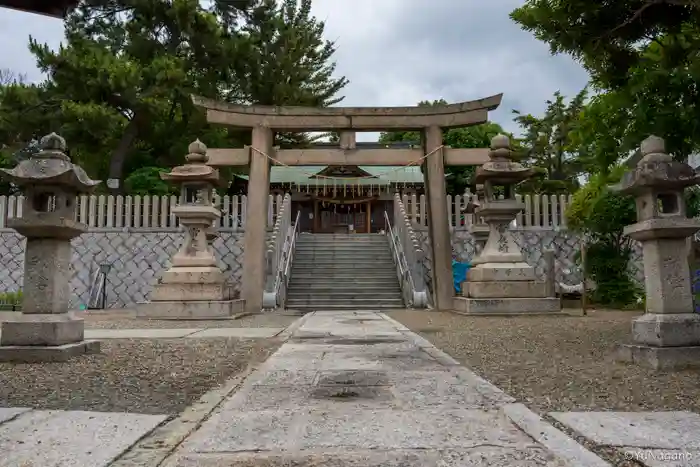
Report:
0,193,574,230
404,193,573,229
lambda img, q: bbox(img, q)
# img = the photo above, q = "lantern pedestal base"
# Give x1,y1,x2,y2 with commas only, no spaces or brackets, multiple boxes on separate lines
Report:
453,297,561,315
0,340,100,363
136,299,244,320
616,343,700,370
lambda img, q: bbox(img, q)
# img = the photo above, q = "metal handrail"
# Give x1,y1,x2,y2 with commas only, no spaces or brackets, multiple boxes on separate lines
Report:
384,211,417,303
280,211,300,286
272,210,300,306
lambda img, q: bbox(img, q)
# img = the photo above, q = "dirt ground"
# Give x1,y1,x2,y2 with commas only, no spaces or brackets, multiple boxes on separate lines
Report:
0,337,280,415
389,309,700,466
388,309,700,414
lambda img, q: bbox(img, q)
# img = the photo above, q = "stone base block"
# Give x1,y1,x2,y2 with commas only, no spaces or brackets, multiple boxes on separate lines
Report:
0,315,84,346
136,300,244,320
453,297,561,315
467,263,536,282
160,267,224,284
616,343,700,370
0,340,100,363
464,280,548,298
632,313,700,347
149,282,225,301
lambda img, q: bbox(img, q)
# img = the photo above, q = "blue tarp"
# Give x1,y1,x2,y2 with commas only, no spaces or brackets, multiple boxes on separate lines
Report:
452,260,472,294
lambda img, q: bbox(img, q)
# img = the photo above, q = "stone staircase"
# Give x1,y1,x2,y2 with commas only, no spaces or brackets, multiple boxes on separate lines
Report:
285,233,405,312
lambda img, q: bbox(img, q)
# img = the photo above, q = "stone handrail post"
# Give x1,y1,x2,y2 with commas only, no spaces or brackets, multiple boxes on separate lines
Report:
391,193,428,307
262,194,292,309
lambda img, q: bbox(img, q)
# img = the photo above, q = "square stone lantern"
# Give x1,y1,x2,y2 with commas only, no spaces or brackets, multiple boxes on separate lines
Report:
611,136,700,369
0,132,101,362
453,134,560,315
136,140,244,319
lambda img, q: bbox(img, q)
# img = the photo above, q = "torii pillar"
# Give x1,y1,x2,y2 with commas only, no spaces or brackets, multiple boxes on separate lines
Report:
242,125,272,314
423,125,453,310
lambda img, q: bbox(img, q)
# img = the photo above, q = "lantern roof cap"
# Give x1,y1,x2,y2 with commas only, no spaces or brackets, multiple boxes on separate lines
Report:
0,132,100,191
473,134,533,184
161,139,224,186
612,136,700,194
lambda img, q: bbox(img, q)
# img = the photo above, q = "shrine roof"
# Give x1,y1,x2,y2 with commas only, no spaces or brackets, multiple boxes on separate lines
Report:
236,166,424,185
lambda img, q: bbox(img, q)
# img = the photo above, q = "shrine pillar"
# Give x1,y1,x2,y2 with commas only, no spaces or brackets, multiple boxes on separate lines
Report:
423,125,453,310
242,125,272,313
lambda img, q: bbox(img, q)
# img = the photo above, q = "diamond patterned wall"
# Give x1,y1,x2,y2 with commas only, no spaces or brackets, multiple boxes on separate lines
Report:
0,229,246,308
1,226,644,308
415,228,645,293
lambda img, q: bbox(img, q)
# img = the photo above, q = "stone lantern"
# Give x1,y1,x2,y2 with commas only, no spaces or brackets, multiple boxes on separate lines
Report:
0,132,101,362
136,140,243,319
612,136,700,369
454,134,560,314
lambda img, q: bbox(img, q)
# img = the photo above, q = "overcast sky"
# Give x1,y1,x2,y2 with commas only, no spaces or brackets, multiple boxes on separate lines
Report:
0,0,589,141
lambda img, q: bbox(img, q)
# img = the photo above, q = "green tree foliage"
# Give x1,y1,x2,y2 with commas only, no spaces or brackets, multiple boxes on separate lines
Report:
566,166,640,306
378,100,505,195
231,0,348,147
511,0,700,160
0,0,348,195
28,0,245,191
124,167,178,196
512,90,587,194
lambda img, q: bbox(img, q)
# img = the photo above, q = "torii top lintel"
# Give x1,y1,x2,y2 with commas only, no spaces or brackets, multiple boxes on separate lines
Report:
191,94,503,131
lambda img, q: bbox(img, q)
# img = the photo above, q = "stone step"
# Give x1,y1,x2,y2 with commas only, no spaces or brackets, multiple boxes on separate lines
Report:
294,252,393,256
294,256,393,261
285,300,405,310
292,265,396,271
292,261,394,267
287,291,403,299
286,286,402,293
289,278,400,285
296,240,389,246
295,244,389,249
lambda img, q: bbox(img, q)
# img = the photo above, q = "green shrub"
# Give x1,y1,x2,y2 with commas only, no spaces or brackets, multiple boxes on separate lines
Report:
124,167,178,196
567,167,640,307
0,290,23,310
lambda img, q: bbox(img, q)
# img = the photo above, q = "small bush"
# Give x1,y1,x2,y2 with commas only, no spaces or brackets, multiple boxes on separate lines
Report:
0,290,22,310
567,168,640,307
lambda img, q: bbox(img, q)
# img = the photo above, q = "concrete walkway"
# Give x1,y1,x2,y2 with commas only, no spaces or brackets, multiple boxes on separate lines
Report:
161,310,608,466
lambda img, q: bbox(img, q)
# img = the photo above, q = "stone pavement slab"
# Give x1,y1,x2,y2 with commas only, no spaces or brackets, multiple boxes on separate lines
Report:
186,327,283,338
0,408,167,467
161,310,609,467
0,407,30,425
550,411,700,466
72,327,283,339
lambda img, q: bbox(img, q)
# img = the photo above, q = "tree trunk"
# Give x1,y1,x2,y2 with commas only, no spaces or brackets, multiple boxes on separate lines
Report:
107,118,140,195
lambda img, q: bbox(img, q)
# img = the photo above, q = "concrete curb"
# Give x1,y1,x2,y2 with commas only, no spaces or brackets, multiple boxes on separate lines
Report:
502,403,611,467
275,311,314,340
108,360,266,466
380,312,609,467
380,313,461,366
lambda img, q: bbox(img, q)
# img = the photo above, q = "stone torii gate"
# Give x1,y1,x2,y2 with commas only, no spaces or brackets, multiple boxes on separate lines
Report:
193,94,503,313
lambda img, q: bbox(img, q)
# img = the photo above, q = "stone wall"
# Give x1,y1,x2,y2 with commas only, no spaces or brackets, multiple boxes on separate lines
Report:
415,228,644,297
0,228,245,308
1,225,645,309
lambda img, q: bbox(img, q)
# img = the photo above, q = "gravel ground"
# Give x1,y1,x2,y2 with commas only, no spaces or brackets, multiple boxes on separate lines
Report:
82,311,300,330
0,338,280,415
388,309,700,467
